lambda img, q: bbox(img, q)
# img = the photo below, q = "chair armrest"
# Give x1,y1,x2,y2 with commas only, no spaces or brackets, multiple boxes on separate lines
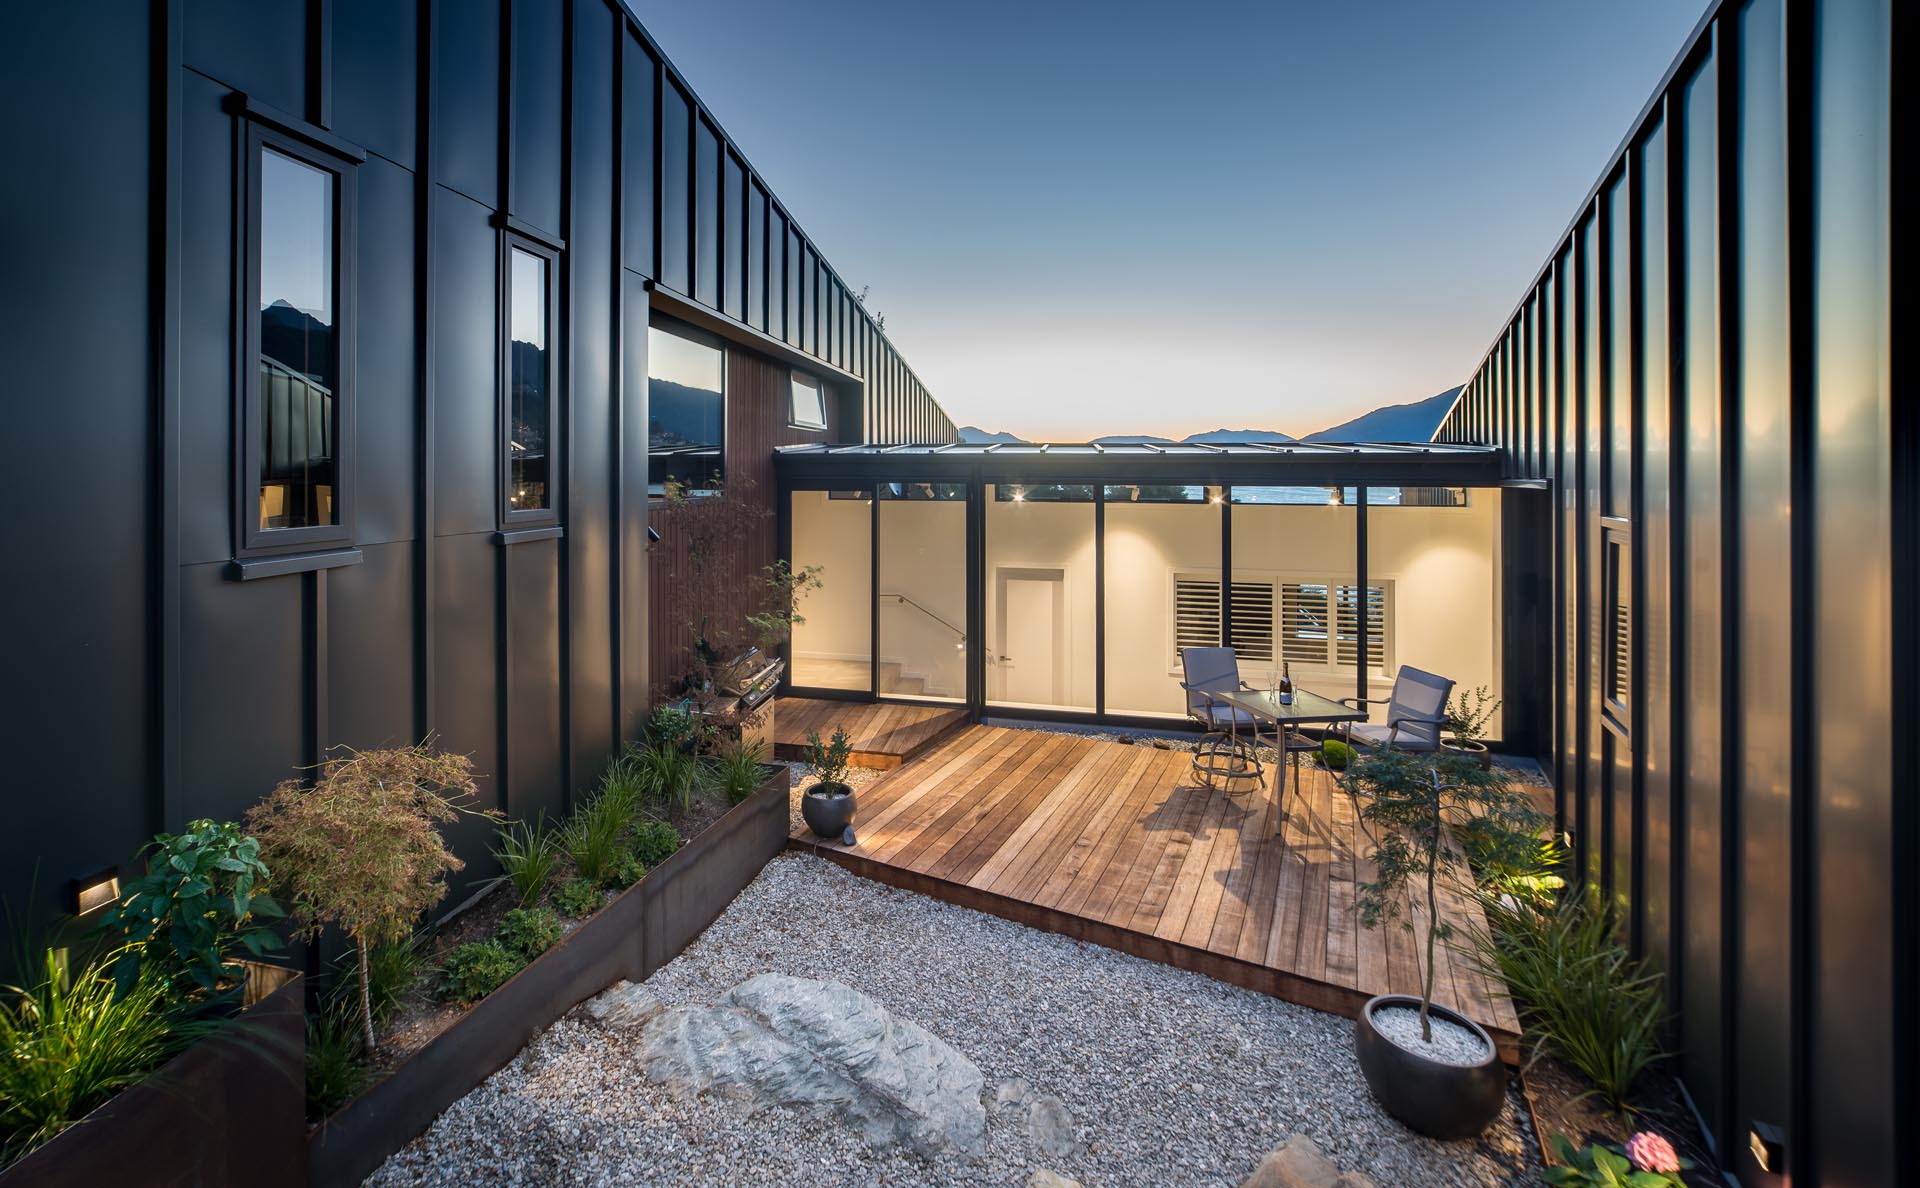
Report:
1338,695,1392,709
1387,711,1447,730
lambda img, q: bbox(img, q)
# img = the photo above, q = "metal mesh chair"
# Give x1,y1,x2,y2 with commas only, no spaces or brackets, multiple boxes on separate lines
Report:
1338,665,1454,754
1180,647,1263,789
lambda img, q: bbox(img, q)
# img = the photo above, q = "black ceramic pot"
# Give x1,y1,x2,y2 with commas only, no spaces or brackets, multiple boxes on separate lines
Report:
1353,994,1506,1140
802,782,857,838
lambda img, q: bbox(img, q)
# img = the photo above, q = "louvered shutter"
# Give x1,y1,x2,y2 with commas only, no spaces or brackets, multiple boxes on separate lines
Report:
1229,581,1275,662
1173,577,1221,652
1279,582,1332,665
1335,584,1388,672
1610,600,1630,704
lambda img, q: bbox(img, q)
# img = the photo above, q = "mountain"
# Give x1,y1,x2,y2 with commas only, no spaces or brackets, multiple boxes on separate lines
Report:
1303,387,1462,444
1089,434,1177,445
957,425,1028,444
1184,428,1295,444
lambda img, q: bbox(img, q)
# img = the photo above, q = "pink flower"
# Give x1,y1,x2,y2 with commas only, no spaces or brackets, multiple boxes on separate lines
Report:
1625,1131,1681,1175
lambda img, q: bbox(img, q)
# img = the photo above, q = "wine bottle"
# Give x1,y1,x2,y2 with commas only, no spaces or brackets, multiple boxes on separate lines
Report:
1279,660,1294,705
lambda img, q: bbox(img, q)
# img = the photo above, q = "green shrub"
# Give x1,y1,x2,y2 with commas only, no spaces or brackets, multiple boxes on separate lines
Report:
632,742,700,814
646,704,701,752
565,792,631,886
604,852,645,891
1319,738,1352,771
304,1007,370,1119
1544,1133,1689,1186
553,878,605,919
496,908,563,961
438,942,523,1005
99,818,283,999
491,817,560,908
631,820,682,869
709,740,770,804
351,935,434,1026
803,728,854,788
1469,888,1666,1111
0,947,193,1163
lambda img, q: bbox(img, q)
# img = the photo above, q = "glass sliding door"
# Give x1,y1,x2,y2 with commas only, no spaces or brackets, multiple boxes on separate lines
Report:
876,482,968,702
1102,483,1222,718
1228,485,1359,708
789,488,872,692
985,483,1096,711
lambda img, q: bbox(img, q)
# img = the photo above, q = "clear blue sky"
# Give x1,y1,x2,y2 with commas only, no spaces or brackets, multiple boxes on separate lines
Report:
628,0,1709,440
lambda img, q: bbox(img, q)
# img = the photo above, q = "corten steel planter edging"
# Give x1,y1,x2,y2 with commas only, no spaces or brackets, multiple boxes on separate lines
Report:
0,965,307,1188
307,766,792,1188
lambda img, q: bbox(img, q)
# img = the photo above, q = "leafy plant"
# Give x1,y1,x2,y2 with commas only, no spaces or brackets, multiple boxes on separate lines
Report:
646,703,702,753
100,818,283,999
496,908,563,961
1463,825,1566,907
804,728,855,791
1545,1133,1690,1186
709,739,770,804
631,741,701,815
565,792,631,887
1352,748,1547,1042
438,942,522,1004
604,853,645,891
0,947,193,1163
1320,737,1353,772
304,1005,370,1119
553,878,605,919
1471,888,1666,1111
1445,684,1503,748
246,744,483,1051
490,817,560,909
631,820,682,869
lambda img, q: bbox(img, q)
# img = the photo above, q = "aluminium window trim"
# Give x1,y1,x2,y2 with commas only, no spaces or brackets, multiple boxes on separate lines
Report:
788,368,828,431
233,116,361,562
498,232,562,531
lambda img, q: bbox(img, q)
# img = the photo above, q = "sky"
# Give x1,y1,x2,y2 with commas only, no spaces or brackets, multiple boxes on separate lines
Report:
627,0,1710,441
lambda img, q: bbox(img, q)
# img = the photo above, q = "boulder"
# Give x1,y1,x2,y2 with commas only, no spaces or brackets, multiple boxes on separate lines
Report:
583,981,664,1028
1028,1172,1082,1188
638,973,986,1157
1240,1135,1343,1188
1027,1093,1078,1158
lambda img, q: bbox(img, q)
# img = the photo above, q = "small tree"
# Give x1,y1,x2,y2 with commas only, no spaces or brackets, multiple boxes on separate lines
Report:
245,745,483,1051
1353,748,1545,1042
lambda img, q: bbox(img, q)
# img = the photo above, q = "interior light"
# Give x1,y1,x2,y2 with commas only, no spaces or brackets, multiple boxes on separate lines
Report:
1010,488,1025,503
72,868,121,916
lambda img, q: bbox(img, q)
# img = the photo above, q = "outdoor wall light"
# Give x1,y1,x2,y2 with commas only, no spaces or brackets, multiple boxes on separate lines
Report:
647,526,661,543
70,867,121,916
1748,1121,1785,1175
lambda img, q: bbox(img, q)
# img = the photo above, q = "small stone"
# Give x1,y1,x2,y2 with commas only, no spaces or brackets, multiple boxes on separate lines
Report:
1241,1134,1343,1188
583,980,664,1028
1028,1093,1077,1158
1029,1171,1083,1188
993,1078,1032,1111
841,826,858,846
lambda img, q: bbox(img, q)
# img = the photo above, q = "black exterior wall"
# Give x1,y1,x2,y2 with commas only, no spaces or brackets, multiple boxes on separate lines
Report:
0,0,952,951
1440,1,1904,1183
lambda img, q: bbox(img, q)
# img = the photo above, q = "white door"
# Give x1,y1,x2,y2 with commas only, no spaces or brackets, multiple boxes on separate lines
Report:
1002,577,1060,705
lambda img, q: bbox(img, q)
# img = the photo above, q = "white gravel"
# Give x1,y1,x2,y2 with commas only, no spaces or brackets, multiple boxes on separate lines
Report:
1369,1006,1492,1066
367,854,1539,1187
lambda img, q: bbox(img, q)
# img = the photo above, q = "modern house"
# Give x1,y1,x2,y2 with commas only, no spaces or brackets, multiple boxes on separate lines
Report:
0,0,1904,1186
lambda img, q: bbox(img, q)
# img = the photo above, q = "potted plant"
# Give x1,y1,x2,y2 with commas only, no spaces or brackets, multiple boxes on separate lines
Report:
800,727,857,839
1350,748,1546,1139
1440,684,1500,770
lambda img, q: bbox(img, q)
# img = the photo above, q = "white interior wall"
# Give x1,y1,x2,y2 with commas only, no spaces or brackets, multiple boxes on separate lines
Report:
877,500,967,699
984,493,1097,709
1104,501,1223,716
790,490,871,674
1364,489,1502,725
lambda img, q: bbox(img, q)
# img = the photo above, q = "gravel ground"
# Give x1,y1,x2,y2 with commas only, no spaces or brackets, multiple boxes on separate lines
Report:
368,854,1539,1188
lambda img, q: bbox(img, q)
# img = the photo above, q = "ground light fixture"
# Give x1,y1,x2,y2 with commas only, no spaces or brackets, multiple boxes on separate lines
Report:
70,866,121,916
1748,1121,1785,1175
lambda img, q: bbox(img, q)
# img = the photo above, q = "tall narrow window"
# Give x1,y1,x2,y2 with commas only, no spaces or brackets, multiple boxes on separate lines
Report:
504,243,554,520
242,122,358,558
1604,535,1631,717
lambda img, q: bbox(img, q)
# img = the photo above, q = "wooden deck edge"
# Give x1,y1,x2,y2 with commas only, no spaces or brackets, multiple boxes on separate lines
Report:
784,835,1522,1066
774,742,904,770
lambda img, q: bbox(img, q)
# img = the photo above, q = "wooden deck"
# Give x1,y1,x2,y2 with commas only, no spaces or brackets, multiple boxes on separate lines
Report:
773,697,970,769
788,724,1522,1060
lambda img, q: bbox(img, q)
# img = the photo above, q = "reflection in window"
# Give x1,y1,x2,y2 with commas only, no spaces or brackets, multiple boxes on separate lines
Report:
648,319,724,492
877,482,965,501
1103,484,1218,504
995,484,1095,503
789,370,826,430
258,147,338,531
508,247,550,512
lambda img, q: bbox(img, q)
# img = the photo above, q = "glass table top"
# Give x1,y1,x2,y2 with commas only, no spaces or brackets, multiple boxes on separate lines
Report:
1216,686,1367,724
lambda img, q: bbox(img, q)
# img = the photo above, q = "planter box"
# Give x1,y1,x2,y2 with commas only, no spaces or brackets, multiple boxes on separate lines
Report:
0,965,306,1188
307,766,792,1188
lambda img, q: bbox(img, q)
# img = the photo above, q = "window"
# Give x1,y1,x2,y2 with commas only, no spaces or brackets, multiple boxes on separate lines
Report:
648,317,724,493
788,370,826,430
241,123,358,557
1173,576,1221,653
1605,536,1631,715
503,241,556,522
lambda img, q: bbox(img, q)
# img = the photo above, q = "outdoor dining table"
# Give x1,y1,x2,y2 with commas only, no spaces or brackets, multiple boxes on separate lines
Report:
1214,686,1367,831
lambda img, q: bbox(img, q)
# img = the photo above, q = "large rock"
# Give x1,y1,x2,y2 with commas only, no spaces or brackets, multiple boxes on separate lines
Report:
1241,1135,1362,1188
1028,1172,1082,1188
1027,1093,1078,1158
638,973,986,1157
583,981,664,1028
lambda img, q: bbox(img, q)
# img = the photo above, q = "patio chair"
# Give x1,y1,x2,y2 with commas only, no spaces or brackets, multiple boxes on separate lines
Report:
1338,665,1454,754
1180,646,1262,789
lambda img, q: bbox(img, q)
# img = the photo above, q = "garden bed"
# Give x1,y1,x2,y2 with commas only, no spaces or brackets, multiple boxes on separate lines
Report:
0,964,305,1188
1520,1056,1721,1179
306,764,791,1188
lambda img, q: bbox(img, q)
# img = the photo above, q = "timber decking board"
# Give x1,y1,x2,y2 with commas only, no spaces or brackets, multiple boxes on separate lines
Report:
774,697,969,769
787,724,1523,1060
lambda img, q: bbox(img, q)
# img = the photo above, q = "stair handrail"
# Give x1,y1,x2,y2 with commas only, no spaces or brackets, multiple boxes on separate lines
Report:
878,591,966,643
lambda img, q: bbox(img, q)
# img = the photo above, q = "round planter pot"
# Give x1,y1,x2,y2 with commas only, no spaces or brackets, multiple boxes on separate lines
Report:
802,782,857,838
1440,738,1493,771
1353,994,1505,1140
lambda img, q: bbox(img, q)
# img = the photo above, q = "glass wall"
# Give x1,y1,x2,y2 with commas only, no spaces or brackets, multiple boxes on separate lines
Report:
1364,485,1502,736
1102,484,1222,718
984,484,1096,711
876,483,968,701
1228,486,1359,704
789,489,871,692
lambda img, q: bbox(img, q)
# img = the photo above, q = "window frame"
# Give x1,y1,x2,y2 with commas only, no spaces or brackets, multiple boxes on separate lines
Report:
1601,523,1632,726
646,313,728,497
788,368,828,431
235,118,361,560
1170,568,1393,678
498,232,562,531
